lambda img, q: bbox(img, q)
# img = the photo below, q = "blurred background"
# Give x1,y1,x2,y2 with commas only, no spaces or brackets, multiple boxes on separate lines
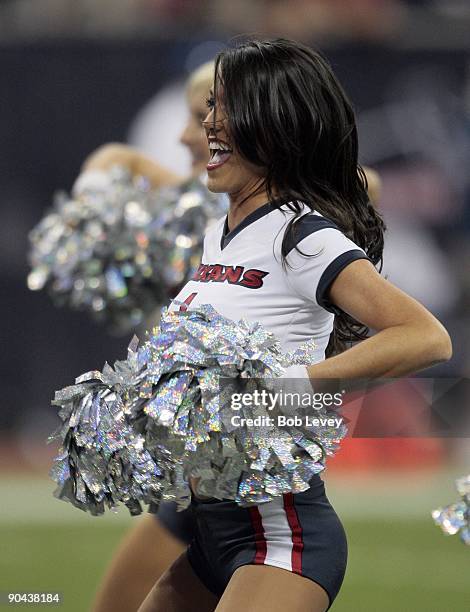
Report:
1,0,469,610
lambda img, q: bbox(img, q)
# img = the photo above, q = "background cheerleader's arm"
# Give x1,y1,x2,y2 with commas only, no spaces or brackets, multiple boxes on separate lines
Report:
362,166,381,207
307,259,452,379
82,142,183,189
80,144,382,204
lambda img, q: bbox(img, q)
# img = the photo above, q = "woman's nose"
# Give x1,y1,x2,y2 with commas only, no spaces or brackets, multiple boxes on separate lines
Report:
204,108,214,122
202,109,214,133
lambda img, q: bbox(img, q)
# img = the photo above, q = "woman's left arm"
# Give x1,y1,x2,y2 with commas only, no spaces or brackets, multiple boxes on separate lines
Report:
306,259,452,379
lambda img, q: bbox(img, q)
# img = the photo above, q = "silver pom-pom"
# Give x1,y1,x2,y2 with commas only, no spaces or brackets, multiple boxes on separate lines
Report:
432,474,470,545
27,167,226,332
49,304,345,515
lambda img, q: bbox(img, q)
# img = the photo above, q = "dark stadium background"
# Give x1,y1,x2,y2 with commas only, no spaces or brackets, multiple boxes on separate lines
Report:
1,2,469,610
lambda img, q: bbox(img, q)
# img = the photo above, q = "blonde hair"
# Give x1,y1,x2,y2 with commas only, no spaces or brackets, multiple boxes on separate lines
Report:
187,61,215,98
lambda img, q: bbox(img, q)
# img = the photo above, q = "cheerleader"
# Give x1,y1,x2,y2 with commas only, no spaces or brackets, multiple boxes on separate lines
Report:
88,60,384,612
80,61,215,190
132,39,452,612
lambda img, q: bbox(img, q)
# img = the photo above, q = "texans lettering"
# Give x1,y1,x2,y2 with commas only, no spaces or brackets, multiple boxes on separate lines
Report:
192,264,269,289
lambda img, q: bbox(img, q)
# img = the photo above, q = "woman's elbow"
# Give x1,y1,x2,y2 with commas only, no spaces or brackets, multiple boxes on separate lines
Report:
425,322,453,364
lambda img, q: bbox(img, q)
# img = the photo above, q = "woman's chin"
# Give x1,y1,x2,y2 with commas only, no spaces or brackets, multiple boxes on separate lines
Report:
206,175,227,194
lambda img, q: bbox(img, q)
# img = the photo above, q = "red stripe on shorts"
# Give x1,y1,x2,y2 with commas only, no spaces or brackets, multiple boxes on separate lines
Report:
248,506,267,564
283,493,303,574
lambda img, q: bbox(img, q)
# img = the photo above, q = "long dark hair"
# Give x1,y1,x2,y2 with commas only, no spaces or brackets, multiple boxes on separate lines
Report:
214,38,385,356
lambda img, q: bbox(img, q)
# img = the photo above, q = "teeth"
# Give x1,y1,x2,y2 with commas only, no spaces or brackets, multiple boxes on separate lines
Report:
209,141,232,152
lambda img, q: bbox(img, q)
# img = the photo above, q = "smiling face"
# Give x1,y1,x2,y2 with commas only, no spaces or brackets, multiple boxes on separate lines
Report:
203,89,266,202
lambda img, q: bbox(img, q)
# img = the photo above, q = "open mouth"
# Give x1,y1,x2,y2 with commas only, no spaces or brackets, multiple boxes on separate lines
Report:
207,140,233,171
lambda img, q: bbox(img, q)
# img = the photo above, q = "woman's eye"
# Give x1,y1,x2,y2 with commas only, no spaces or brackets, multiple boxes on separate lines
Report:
205,96,215,109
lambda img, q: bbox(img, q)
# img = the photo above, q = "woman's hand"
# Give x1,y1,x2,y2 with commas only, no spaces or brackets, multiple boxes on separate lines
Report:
81,143,183,189
307,259,452,379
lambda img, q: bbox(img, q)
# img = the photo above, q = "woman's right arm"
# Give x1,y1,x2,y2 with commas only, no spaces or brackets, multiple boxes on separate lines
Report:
82,143,184,189
310,259,452,379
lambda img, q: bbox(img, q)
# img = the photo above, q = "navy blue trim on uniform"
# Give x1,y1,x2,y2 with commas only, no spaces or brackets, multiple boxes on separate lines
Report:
186,474,347,607
316,250,370,313
153,501,195,545
221,202,273,250
285,214,338,255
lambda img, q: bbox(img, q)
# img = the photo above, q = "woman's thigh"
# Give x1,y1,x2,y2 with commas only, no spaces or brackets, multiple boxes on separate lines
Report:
137,551,219,612
92,514,186,612
215,565,330,612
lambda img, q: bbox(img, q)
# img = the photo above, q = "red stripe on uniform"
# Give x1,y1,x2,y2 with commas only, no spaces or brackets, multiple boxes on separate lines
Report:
283,493,303,574
248,506,267,564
